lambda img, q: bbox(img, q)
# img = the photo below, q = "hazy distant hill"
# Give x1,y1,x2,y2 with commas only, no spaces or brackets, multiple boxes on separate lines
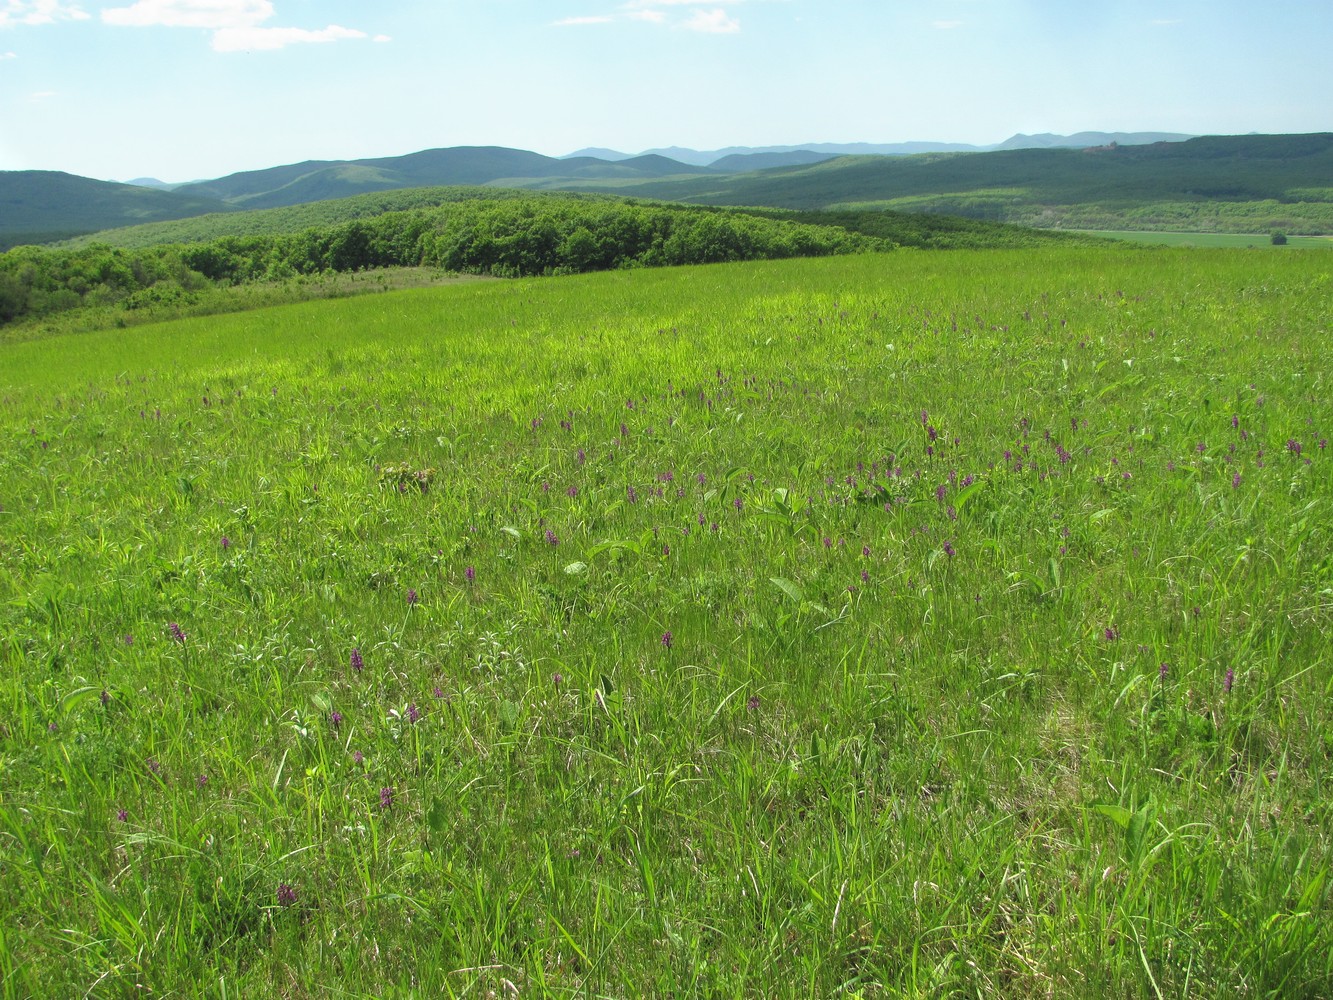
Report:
0,171,231,248
564,132,1197,165
992,131,1195,150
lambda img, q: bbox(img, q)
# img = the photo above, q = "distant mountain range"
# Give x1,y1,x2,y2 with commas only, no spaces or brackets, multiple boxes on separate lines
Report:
564,132,1196,165
4,132,1330,248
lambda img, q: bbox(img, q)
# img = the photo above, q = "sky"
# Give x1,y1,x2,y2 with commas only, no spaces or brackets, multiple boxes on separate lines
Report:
1,0,1330,182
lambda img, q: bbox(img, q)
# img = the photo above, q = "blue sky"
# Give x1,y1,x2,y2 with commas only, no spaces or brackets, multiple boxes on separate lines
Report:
1,0,1330,182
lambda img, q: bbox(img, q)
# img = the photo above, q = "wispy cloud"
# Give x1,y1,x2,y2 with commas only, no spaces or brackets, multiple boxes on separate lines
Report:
101,0,271,29
212,23,368,51
932,19,963,29
0,1,89,28
28,88,55,99
567,0,746,32
683,8,739,33
1,49,17,57
100,0,381,51
554,15,614,26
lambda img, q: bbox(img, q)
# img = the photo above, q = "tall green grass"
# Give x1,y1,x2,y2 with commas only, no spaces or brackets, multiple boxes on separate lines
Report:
1,249,1330,997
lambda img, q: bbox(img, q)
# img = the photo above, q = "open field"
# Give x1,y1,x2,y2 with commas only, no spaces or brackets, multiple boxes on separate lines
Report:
2,248,1331,997
1077,231,1333,249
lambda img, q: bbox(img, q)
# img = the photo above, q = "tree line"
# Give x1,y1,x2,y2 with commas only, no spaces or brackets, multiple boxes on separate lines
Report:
0,198,882,327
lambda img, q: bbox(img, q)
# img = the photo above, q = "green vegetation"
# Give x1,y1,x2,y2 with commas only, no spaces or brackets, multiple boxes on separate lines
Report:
0,171,231,250
3,190,1108,334
0,193,882,330
9,134,1333,249
565,133,1333,235
57,187,546,250
3,248,1331,996
1077,230,1333,248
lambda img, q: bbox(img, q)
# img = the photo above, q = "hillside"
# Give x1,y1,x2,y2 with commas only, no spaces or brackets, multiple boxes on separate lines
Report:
8,133,1331,247
174,146,717,210
563,133,1333,233
0,171,232,249
59,187,1104,253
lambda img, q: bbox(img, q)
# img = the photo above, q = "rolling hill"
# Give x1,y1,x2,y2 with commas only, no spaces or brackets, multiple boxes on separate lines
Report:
556,133,1333,233
6,133,1333,248
0,171,232,248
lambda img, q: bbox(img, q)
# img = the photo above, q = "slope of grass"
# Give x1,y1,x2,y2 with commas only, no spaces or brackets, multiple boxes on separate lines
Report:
2,249,1331,997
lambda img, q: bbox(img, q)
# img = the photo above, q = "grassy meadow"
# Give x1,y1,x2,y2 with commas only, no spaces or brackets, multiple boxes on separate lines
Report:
2,248,1332,997
1077,231,1333,249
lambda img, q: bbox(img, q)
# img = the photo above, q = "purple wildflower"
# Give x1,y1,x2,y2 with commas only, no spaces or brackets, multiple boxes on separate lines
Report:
406,588,419,606
352,750,364,765
465,565,475,583
1224,668,1234,693
331,710,343,728
406,702,421,724
379,786,394,810
123,634,133,646
116,808,128,822
552,672,563,688
661,631,673,650
277,883,298,907
350,648,364,672
168,622,186,644
1232,472,1242,488
545,528,559,546
1287,439,1302,456
746,694,761,711
196,773,208,789
943,541,956,558
220,535,231,550
1104,627,1119,641
732,497,743,512
1159,662,1169,682
100,689,111,706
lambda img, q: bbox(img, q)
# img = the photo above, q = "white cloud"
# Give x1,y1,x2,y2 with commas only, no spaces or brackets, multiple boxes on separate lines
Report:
554,15,614,26
212,23,365,51
932,19,962,29
0,1,89,28
101,0,272,29
625,9,665,22
1,49,17,56
100,0,378,51
683,7,739,32
28,88,55,98
623,0,743,6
